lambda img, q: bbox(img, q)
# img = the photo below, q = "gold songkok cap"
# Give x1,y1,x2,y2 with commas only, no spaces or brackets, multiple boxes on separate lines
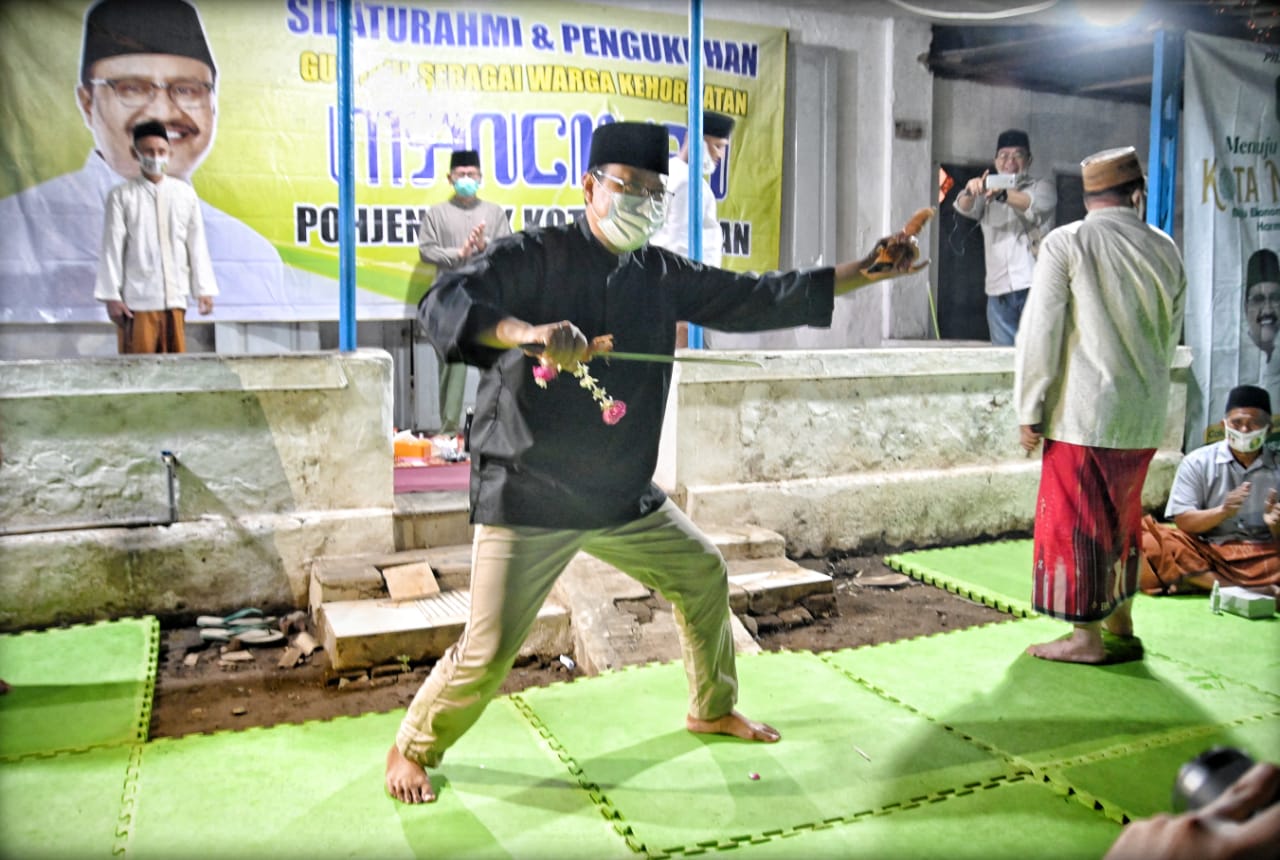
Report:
1081,146,1142,193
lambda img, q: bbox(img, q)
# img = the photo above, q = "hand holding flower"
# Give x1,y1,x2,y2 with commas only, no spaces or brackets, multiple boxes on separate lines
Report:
528,331,627,424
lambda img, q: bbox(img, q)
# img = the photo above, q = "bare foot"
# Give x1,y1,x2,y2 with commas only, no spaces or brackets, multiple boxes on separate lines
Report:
385,745,436,804
1103,604,1134,639
1026,628,1106,664
686,709,781,742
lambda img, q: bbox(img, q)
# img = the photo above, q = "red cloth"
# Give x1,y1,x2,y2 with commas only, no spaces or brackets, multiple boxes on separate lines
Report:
1031,439,1155,622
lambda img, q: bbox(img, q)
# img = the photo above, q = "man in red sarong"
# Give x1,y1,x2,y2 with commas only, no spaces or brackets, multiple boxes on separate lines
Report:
1014,146,1187,663
1140,385,1280,597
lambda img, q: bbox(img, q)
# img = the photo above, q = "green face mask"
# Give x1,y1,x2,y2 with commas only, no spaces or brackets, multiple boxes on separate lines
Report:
453,177,479,198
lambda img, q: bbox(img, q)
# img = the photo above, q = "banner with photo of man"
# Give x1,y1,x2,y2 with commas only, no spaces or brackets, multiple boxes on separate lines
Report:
0,0,788,324
1182,31,1280,441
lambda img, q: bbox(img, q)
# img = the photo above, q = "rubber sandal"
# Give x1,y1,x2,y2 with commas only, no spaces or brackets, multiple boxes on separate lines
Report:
197,608,266,628
231,627,285,646
199,626,284,646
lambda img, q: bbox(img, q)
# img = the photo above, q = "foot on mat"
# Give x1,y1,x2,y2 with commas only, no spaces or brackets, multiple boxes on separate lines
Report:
1100,630,1144,664
199,626,285,646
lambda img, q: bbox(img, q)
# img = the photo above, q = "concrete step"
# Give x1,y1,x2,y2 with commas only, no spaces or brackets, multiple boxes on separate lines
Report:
551,552,761,675
309,545,473,613
393,491,472,551
727,556,834,615
311,522,825,675
320,592,571,671
701,523,788,561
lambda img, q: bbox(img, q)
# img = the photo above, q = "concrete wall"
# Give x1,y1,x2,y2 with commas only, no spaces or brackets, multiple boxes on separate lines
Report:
658,346,1193,557
0,350,396,630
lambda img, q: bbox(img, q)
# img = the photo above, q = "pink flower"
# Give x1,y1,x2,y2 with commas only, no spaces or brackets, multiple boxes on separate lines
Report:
602,400,627,425
532,364,558,386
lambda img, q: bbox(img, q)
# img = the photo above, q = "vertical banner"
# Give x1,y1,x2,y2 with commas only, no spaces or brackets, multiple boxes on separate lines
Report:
1183,31,1280,440
0,0,787,325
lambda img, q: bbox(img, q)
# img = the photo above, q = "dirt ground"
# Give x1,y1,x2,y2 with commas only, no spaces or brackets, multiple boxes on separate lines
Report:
149,553,1011,739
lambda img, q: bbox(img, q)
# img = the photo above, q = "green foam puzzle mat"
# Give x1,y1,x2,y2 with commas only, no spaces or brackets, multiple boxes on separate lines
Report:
517,651,1016,855
1051,715,1280,823
0,617,159,760
1,591,1276,859
0,744,137,859
692,778,1122,860
1130,594,1280,693
824,617,1279,767
885,540,1036,616
124,705,632,860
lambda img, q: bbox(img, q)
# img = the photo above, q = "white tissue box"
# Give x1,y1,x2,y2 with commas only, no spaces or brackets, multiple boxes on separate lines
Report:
1217,586,1277,619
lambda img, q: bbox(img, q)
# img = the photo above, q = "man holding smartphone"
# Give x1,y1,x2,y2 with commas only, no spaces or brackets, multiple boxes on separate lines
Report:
955,129,1057,345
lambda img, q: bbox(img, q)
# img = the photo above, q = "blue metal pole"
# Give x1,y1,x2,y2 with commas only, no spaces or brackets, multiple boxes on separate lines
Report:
1147,29,1183,235
686,0,705,350
337,0,357,351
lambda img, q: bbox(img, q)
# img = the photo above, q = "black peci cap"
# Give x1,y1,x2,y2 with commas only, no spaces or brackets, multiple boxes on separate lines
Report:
1247,249,1280,288
132,119,169,143
81,0,217,84
587,121,669,175
996,129,1030,152
449,150,480,170
1226,385,1271,416
703,111,735,139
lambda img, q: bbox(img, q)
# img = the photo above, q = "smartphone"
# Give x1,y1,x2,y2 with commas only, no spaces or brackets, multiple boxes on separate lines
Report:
985,173,1018,191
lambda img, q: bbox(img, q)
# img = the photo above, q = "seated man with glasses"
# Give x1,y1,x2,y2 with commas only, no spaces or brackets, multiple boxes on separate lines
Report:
0,0,315,334
387,119,929,805
1140,385,1280,597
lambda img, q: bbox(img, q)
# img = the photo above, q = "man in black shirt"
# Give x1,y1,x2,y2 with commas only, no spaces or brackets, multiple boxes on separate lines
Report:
387,120,927,804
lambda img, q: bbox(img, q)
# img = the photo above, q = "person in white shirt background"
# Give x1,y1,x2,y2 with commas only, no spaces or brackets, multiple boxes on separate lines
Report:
953,128,1057,346
651,110,735,347
95,119,216,353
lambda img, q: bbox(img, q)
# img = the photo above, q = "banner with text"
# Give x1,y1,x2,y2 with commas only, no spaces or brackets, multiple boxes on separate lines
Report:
0,0,787,324
1182,31,1280,441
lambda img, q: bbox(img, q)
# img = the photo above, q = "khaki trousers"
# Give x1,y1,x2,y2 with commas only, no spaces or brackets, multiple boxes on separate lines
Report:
396,499,738,767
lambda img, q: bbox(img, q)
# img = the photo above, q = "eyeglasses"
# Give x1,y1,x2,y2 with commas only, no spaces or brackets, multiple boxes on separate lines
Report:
90,78,214,110
1247,290,1280,309
592,170,666,203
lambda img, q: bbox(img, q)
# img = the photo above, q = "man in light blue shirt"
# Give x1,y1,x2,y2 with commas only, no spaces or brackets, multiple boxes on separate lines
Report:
1140,384,1280,596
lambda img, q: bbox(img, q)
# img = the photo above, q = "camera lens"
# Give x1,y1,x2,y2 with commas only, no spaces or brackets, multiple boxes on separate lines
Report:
1172,747,1255,812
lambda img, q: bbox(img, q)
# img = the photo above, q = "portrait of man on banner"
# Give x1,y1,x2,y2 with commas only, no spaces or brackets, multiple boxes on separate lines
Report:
1182,31,1280,441
0,0,328,326
1246,248,1280,405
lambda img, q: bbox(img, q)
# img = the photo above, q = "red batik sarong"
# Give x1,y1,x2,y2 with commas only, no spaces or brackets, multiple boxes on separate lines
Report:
1031,439,1155,622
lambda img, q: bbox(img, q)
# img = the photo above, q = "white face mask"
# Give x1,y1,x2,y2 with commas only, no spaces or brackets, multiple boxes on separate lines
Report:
597,190,665,252
1225,425,1267,454
138,154,168,176
701,150,717,177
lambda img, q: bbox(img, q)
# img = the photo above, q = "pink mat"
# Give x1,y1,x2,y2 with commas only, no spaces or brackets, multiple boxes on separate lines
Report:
393,461,470,493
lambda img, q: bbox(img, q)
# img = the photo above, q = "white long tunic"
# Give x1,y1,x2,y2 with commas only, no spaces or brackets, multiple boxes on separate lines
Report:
1014,206,1186,449
94,175,218,311
650,156,722,266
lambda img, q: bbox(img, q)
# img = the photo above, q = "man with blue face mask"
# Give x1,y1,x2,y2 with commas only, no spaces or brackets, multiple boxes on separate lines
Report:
1139,385,1280,597
385,120,928,805
417,149,513,434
